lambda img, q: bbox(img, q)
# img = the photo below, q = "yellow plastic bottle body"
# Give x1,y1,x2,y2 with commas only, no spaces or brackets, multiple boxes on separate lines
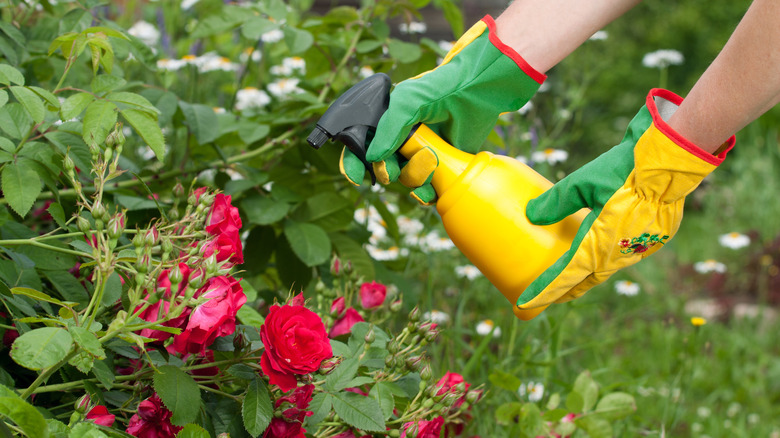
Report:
400,124,586,320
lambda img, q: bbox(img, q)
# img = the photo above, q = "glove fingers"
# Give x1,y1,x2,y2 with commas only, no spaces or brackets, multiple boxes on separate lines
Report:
526,178,591,225
399,147,438,188
373,154,402,185
340,148,366,186
410,183,437,205
367,110,417,162
555,270,616,303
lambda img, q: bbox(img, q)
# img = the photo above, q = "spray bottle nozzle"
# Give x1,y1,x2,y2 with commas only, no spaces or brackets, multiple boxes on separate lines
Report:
307,73,394,185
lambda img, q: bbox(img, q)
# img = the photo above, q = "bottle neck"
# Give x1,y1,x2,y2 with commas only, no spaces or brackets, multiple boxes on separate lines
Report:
398,124,474,194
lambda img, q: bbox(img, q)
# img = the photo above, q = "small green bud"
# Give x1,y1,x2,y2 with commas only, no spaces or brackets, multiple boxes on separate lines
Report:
144,226,159,247
408,306,420,323
63,154,75,172
364,326,376,344
161,237,173,257
91,204,106,222
422,398,434,409
77,216,91,234
172,182,185,199
465,390,482,405
405,355,422,371
390,300,403,312
420,364,433,382
103,147,113,162
107,212,125,240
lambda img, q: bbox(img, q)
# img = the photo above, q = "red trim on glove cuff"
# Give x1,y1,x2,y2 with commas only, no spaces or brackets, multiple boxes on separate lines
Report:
481,15,547,85
646,88,735,166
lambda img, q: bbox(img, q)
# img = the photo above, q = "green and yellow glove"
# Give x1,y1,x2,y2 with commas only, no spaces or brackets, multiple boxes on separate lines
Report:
517,88,734,311
341,15,546,204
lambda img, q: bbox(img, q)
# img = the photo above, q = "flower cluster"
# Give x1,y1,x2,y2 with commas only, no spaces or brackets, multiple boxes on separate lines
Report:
134,189,246,357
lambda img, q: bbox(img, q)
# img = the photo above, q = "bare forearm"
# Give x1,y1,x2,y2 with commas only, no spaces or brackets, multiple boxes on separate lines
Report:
494,0,642,73
668,0,780,153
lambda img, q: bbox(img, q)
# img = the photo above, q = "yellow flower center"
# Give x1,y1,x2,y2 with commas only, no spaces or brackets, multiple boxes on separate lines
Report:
182,54,197,61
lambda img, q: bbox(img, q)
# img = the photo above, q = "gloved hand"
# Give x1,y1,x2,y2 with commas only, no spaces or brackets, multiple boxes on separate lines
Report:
516,88,734,311
341,15,546,204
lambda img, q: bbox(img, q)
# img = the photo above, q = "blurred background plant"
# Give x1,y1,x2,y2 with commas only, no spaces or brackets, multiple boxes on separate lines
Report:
0,0,778,436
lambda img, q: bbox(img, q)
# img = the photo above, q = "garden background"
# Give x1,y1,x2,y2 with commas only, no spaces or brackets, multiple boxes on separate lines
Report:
0,0,778,437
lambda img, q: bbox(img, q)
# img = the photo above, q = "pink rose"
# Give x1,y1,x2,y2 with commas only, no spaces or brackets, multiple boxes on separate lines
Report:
401,417,445,438
436,371,470,408
260,303,332,392
202,193,243,265
126,394,182,438
86,405,115,427
359,281,387,309
330,297,346,318
328,308,364,338
172,275,246,355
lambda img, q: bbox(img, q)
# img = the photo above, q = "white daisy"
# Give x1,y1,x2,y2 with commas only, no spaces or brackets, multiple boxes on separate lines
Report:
128,20,160,46
399,21,427,34
531,148,568,165
397,216,424,236
589,30,608,41
235,87,271,111
455,265,482,280
615,280,640,296
519,381,544,402
156,58,187,71
261,29,284,43
359,66,375,79
239,47,262,63
718,232,750,249
421,231,455,252
642,49,684,69
693,259,727,274
476,319,501,337
267,78,303,97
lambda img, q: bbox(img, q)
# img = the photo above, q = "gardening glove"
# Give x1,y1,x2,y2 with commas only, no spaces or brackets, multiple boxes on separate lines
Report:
342,15,546,205
516,88,734,311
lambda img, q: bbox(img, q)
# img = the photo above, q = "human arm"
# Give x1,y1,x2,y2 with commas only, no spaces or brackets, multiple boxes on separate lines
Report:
343,0,643,203
667,0,780,153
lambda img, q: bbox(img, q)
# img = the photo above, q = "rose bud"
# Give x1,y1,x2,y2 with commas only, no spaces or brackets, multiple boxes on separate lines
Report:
389,299,403,312
319,356,342,375
330,255,342,277
364,326,376,344
420,364,433,382
405,356,423,371
107,212,125,241
77,216,91,235
408,306,420,323
172,182,185,199
144,225,159,247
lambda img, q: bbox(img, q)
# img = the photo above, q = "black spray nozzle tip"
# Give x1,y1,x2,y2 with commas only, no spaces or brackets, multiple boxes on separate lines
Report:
307,125,330,149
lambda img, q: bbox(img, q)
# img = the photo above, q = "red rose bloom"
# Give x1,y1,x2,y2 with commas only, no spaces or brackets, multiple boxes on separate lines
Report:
359,281,387,309
126,394,182,438
86,405,115,427
263,384,314,438
260,303,332,392
436,372,470,408
172,275,246,355
330,297,346,317
401,417,445,438
328,308,364,338
137,263,192,343
204,193,243,265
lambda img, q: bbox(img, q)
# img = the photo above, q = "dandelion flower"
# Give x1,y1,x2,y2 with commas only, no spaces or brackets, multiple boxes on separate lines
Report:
422,310,450,324
519,381,544,402
399,21,427,34
261,29,284,43
694,259,727,274
718,232,750,249
642,49,684,69
615,280,640,296
531,148,568,165
128,20,160,46
475,319,501,337
235,87,271,111
691,316,707,327
455,265,482,280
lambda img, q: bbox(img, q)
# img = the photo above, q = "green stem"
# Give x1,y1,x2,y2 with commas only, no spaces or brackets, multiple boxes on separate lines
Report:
316,10,372,103
11,129,293,206
0,239,92,258
20,350,79,400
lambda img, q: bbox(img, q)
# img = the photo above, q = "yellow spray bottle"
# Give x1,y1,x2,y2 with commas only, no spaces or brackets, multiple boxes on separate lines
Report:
308,74,586,320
